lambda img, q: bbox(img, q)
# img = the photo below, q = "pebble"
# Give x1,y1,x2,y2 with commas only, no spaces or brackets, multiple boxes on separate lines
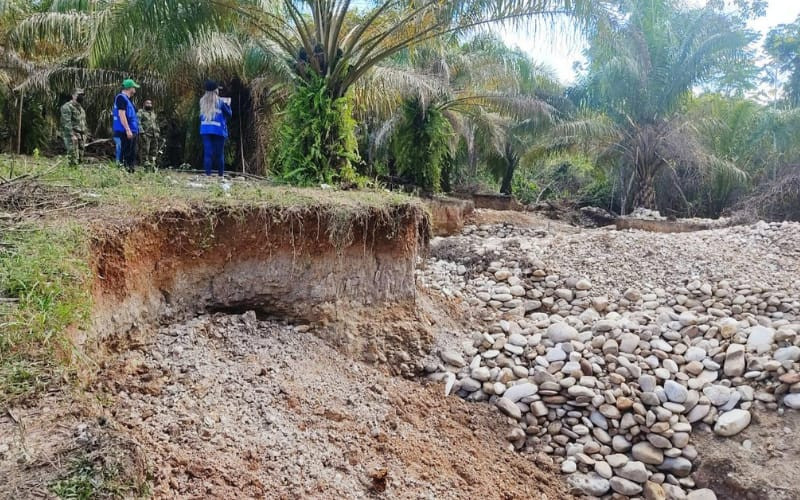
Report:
644,481,667,500
440,349,466,367
665,380,688,403
783,393,800,409
723,344,745,377
567,472,610,496
495,397,522,420
632,442,664,465
503,383,538,402
610,476,643,496
547,322,578,343
746,326,775,353
594,461,613,479
713,409,751,436
686,488,717,500
616,460,648,483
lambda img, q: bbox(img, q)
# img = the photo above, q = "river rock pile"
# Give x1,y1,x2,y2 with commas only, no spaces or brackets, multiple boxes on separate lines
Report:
420,219,800,498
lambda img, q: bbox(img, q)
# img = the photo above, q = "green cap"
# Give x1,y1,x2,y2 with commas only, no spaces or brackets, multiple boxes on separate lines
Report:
122,78,140,89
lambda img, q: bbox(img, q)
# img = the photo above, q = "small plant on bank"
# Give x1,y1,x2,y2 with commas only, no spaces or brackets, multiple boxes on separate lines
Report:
50,454,147,500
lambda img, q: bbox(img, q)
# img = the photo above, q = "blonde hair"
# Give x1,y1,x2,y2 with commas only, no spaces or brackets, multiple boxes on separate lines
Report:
200,90,218,120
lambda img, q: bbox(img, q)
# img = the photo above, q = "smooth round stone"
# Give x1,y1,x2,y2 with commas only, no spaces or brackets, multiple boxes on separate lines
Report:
687,488,718,500
610,476,643,496
460,378,482,392
615,460,648,483
471,366,491,382
612,435,632,452
687,404,710,423
567,472,610,496
714,409,751,436
784,393,800,409
665,380,688,403
655,368,671,379
632,441,664,465
606,453,629,468
703,385,732,406
643,481,666,500
594,461,613,479
561,459,577,473
685,346,706,361
663,402,686,414
647,433,672,449
639,374,657,393
503,382,538,402
508,333,528,347
659,457,692,478
746,326,775,353
496,397,522,420
547,322,578,343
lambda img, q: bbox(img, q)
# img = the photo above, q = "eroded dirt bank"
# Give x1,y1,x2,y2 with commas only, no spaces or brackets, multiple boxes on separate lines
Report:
0,203,570,499
86,204,431,365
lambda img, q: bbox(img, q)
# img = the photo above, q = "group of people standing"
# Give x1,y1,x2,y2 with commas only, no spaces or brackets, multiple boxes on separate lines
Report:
59,78,232,177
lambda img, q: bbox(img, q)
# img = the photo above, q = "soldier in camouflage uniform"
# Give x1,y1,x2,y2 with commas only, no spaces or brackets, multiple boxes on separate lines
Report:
138,99,160,167
60,89,87,166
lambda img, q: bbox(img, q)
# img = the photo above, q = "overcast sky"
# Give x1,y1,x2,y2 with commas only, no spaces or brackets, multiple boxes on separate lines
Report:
499,0,800,85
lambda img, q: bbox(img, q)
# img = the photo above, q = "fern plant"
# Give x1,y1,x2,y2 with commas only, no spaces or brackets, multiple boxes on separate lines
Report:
274,75,360,185
391,98,453,193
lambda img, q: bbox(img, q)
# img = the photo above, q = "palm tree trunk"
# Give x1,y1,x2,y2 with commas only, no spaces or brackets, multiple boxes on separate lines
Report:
499,147,518,195
500,161,515,195
633,168,657,209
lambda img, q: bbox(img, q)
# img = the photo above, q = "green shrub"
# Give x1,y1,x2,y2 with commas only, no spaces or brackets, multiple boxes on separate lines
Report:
391,98,452,193
273,75,361,186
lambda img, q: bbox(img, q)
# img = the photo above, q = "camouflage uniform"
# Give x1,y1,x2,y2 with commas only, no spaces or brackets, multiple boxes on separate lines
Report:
60,99,87,166
138,109,160,166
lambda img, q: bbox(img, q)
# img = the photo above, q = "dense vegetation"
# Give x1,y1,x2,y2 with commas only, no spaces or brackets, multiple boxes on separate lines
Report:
0,0,799,218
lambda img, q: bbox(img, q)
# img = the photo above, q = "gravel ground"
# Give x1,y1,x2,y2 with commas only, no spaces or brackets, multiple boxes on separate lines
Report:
418,211,800,499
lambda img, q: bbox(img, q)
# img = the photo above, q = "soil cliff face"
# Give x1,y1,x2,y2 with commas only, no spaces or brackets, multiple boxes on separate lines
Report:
84,204,430,361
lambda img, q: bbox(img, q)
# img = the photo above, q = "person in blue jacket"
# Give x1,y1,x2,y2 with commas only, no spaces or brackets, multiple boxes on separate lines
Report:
199,80,233,177
112,78,140,172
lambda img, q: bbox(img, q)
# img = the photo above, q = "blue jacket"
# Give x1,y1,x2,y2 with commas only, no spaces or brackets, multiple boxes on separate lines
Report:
200,100,233,138
112,93,139,134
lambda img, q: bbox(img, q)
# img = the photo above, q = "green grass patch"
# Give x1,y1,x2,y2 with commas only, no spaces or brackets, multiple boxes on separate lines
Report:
50,454,148,500
0,154,415,215
0,223,91,404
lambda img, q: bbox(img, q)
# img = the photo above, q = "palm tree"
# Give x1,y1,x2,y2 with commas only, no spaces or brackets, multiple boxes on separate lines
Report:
572,0,757,212
371,35,563,193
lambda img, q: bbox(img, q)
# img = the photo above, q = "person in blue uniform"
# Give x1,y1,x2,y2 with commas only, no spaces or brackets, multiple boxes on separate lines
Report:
112,78,140,172
199,80,233,177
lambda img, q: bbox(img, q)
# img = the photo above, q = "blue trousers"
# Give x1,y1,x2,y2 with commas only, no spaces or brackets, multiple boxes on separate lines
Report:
113,136,121,162
202,134,226,176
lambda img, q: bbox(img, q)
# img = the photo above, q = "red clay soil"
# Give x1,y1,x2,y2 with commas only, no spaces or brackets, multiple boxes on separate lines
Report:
425,197,475,236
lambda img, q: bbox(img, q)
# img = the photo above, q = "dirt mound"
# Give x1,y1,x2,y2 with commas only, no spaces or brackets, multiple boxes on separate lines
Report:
90,312,567,499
